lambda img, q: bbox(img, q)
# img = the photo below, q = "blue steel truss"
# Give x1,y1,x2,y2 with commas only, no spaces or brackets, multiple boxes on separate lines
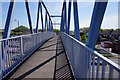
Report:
3,0,54,39
3,0,108,50
60,0,80,41
25,0,33,34
60,0,108,49
1,0,120,80
3,1,15,39
86,1,108,49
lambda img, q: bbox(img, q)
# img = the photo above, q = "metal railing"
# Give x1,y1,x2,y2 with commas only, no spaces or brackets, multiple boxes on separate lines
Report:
60,32,120,79
0,32,55,79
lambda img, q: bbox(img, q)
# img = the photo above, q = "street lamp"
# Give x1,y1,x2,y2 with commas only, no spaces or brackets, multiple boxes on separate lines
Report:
14,19,20,36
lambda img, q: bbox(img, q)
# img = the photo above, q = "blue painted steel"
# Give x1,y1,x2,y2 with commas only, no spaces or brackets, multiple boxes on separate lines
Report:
25,0,33,34
3,1,15,39
40,2,44,32
73,0,80,41
50,15,61,17
51,22,53,31
47,16,49,31
60,3,65,32
86,1,108,49
60,12,64,32
60,32,120,78
49,18,51,31
45,11,47,31
51,24,53,31
50,21,52,31
2,1,15,78
49,20,52,31
67,0,71,35
48,18,50,31
36,2,40,33
64,1,68,34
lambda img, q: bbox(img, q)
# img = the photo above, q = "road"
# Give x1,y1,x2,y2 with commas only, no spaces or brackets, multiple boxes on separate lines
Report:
90,65,119,78
94,45,119,78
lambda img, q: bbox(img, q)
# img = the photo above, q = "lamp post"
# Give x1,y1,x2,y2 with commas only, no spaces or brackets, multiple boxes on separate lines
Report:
14,19,20,36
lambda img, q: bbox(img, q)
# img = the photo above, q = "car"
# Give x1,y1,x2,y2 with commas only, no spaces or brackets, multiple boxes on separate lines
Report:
91,57,103,65
101,41,112,48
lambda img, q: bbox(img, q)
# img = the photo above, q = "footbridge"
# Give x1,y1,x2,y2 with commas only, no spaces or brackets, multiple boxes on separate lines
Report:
0,0,120,79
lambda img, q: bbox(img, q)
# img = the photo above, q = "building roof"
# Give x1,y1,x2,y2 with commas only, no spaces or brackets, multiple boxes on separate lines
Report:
99,31,111,35
111,30,120,36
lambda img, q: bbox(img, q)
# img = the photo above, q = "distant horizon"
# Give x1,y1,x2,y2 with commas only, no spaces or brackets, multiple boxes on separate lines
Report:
0,26,120,31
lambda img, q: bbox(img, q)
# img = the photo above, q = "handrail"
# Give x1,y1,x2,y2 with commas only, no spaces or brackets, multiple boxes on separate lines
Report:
60,32,120,78
0,32,55,79
0,32,42,42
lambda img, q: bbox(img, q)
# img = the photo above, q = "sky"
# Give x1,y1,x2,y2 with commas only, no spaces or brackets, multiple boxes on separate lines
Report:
0,0,119,31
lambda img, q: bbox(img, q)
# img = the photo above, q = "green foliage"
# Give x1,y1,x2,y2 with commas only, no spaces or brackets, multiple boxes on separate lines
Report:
38,29,42,32
11,25,29,35
100,29,114,31
13,26,29,32
116,28,120,31
0,34,2,36
81,33,87,42
101,54,113,57
53,29,60,35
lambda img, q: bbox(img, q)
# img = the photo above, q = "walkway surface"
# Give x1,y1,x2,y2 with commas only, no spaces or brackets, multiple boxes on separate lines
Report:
9,35,74,79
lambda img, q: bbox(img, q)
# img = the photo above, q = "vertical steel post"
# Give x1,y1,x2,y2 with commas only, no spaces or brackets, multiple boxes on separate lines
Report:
45,11,47,32
86,1,108,49
51,22,53,31
3,0,15,39
47,16,49,31
49,18,51,31
73,0,80,41
67,0,71,35
64,1,68,34
60,3,64,32
50,20,52,31
36,1,40,33
40,2,44,32
25,0,33,34
20,37,23,60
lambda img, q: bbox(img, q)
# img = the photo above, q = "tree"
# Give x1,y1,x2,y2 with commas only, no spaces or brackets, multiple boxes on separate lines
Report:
13,25,29,32
53,29,60,35
11,25,29,35
81,33,87,42
116,28,120,31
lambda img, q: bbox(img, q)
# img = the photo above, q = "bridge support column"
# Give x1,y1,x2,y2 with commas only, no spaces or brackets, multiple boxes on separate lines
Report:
86,1,108,49
3,1,15,39
67,0,71,35
36,1,40,33
60,11,64,32
1,1,15,79
45,11,47,32
64,1,68,34
25,0,33,34
73,0,80,41
86,1,108,79
40,2,44,32
60,2,65,32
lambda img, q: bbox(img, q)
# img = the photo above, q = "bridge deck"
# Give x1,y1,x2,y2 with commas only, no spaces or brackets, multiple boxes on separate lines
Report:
9,35,74,79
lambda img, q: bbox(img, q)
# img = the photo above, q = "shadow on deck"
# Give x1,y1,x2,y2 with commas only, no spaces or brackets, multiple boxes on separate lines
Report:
7,35,74,80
